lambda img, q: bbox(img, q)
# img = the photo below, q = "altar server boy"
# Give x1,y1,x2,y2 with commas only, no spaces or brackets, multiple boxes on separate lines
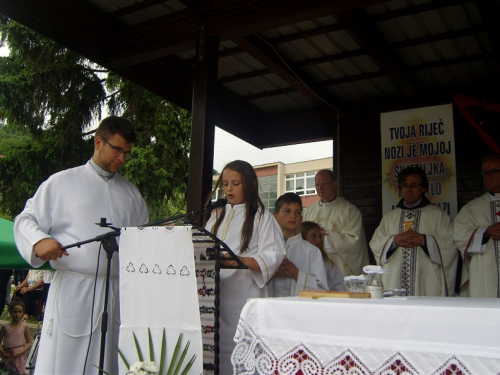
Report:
269,193,328,297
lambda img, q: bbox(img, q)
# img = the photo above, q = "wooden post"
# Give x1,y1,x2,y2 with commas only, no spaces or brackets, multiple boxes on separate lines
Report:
187,17,219,217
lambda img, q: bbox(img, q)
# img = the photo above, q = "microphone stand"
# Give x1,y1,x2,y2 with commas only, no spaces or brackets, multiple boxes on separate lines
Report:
61,219,120,375
60,203,246,375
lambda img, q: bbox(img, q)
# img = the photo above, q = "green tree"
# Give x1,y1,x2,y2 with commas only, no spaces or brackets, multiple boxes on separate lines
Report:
0,17,191,221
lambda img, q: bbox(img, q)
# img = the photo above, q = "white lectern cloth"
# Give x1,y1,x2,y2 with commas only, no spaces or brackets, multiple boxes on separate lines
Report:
119,226,202,374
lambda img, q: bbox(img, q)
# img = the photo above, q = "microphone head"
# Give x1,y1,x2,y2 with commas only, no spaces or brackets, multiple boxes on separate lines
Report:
210,198,227,210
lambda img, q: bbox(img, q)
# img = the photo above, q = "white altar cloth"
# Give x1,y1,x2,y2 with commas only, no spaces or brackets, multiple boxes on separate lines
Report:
233,297,500,374
119,226,202,374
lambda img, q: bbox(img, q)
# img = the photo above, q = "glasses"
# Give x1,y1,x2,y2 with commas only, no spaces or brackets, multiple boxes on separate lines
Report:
481,169,500,176
399,183,422,189
102,138,132,159
314,181,334,188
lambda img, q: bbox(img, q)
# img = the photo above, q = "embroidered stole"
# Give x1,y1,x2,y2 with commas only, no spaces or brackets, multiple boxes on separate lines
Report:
399,209,421,296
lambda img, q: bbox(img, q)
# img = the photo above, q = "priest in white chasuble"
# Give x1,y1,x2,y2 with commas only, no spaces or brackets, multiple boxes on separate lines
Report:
454,155,500,297
303,169,370,277
14,116,149,375
370,167,458,296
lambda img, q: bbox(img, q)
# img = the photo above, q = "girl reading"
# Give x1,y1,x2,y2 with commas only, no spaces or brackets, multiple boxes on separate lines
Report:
205,160,285,373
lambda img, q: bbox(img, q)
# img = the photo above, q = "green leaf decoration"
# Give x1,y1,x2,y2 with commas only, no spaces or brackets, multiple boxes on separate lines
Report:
174,339,195,375
148,328,155,362
115,328,195,375
180,354,197,375
159,329,167,375
133,331,144,362
116,345,130,369
166,333,183,375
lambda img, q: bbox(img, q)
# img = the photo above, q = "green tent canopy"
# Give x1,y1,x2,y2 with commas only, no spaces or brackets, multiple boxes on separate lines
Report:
0,217,51,270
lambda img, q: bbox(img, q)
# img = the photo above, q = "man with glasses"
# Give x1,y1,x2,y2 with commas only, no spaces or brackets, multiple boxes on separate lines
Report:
370,166,457,296
303,169,369,277
14,116,148,374
454,154,500,297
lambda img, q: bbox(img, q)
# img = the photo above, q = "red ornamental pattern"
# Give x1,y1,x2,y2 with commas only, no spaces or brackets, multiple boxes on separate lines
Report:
233,320,495,375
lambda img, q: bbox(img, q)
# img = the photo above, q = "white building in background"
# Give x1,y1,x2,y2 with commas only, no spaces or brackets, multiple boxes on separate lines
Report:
212,157,333,212
254,157,333,213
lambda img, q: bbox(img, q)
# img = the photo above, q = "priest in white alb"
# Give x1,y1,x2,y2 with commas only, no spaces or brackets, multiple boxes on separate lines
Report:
303,169,370,276
454,155,500,297
370,166,458,296
14,116,149,375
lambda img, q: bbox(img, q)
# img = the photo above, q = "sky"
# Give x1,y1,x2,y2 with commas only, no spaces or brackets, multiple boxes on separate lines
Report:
213,127,333,173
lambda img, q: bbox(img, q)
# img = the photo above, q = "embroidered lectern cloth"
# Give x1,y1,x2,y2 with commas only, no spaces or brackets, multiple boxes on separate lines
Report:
119,226,202,374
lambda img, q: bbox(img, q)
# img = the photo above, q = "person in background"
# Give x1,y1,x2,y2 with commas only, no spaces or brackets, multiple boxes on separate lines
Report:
0,298,32,374
370,166,458,296
454,155,500,297
13,269,44,321
0,270,13,316
205,160,285,374
14,116,149,374
300,221,346,291
269,193,328,297
303,169,370,276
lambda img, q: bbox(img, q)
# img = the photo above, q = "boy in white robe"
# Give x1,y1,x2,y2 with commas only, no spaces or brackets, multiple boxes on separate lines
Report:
370,166,458,296
454,155,500,297
14,116,149,375
303,169,370,276
269,193,328,297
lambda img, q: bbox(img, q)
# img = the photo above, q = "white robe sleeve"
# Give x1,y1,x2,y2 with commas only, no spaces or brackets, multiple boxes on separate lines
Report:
292,244,328,294
14,181,53,268
252,210,286,287
454,202,490,255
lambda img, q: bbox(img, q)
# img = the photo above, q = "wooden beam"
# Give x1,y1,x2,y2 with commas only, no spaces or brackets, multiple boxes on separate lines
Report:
476,0,500,61
340,9,422,96
234,34,339,108
187,25,219,215
0,0,116,63
103,0,389,68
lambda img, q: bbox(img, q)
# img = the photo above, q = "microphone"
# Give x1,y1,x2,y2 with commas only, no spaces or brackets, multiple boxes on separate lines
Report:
203,198,227,213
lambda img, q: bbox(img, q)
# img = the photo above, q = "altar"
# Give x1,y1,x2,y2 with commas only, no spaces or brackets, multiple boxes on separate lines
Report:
232,296,500,374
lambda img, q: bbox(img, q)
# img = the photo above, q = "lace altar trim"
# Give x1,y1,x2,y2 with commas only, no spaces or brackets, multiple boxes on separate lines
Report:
232,318,488,375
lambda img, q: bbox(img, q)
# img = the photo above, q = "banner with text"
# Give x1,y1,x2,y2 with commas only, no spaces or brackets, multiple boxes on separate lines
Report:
380,104,457,218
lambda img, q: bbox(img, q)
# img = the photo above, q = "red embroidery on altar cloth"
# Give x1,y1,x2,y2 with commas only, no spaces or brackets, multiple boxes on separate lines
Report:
324,349,371,375
431,356,472,375
374,352,419,375
275,345,322,375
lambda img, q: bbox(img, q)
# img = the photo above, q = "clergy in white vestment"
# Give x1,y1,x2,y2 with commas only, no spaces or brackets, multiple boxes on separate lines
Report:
205,160,285,375
454,155,500,297
370,167,458,297
14,116,149,375
303,170,370,276
269,193,328,297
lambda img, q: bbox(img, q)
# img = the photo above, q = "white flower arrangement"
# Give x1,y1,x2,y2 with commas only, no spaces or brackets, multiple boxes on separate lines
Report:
127,360,159,374
97,328,196,375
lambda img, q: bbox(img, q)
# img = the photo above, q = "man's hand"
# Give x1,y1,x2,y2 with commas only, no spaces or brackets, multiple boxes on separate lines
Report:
394,230,425,248
33,238,68,261
485,222,500,240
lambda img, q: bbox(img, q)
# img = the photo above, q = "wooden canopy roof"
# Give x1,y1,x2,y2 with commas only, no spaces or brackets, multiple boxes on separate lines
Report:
0,0,498,210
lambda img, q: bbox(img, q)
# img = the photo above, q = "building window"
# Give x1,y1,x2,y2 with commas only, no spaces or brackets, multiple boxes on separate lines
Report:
258,175,278,213
285,171,316,196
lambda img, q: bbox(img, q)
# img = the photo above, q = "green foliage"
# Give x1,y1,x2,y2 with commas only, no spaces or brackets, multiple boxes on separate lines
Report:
112,329,196,375
0,18,191,220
